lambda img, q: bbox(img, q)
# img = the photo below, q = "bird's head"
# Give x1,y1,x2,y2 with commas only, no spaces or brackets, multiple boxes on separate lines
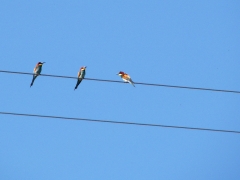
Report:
38,62,45,66
80,66,87,70
117,71,124,76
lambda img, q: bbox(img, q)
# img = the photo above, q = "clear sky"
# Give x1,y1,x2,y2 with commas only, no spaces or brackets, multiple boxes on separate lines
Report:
0,1,239,179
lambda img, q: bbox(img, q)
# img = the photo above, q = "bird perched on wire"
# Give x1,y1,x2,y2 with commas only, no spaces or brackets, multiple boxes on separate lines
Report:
117,71,135,87
74,66,87,90
30,62,45,87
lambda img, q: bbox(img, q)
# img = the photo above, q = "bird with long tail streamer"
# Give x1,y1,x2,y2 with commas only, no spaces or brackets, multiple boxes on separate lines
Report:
74,66,86,90
30,62,45,87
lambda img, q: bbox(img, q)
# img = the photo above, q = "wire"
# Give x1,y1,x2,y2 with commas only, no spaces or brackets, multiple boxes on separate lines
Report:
0,70,239,94
1,111,239,134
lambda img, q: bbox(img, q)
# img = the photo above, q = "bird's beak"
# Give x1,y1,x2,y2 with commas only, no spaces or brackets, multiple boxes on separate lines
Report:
42,62,46,64
85,66,87,68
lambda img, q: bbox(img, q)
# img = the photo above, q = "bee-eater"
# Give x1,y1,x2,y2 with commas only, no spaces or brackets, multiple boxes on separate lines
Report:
117,71,135,87
30,62,45,87
74,66,87,90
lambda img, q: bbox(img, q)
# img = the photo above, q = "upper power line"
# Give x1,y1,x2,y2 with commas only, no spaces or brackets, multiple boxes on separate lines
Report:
1,70,240,94
1,111,240,134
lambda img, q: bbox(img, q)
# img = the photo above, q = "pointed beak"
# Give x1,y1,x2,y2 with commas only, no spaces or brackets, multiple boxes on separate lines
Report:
42,62,46,64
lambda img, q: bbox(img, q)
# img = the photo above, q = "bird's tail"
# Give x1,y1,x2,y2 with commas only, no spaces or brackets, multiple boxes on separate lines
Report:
30,75,37,87
129,79,135,87
74,78,82,90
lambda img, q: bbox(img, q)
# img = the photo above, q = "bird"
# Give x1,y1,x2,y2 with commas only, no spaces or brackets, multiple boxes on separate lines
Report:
74,66,87,90
117,71,135,87
30,62,45,87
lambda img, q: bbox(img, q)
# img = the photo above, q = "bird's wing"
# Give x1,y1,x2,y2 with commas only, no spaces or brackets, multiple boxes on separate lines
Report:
33,66,37,73
33,63,41,74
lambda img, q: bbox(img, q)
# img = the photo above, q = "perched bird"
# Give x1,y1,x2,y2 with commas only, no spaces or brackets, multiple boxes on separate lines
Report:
117,71,135,87
74,66,87,90
30,62,45,87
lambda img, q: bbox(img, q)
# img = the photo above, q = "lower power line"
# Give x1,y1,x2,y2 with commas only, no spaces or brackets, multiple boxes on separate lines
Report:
0,111,239,134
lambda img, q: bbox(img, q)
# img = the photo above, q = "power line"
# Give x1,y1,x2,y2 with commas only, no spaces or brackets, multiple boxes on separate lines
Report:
1,70,239,94
1,111,239,134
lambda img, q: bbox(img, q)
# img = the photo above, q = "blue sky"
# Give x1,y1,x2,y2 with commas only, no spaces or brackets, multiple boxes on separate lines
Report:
0,1,240,179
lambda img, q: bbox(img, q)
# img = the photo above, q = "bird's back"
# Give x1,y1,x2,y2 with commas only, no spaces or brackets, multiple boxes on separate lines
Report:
122,73,130,80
